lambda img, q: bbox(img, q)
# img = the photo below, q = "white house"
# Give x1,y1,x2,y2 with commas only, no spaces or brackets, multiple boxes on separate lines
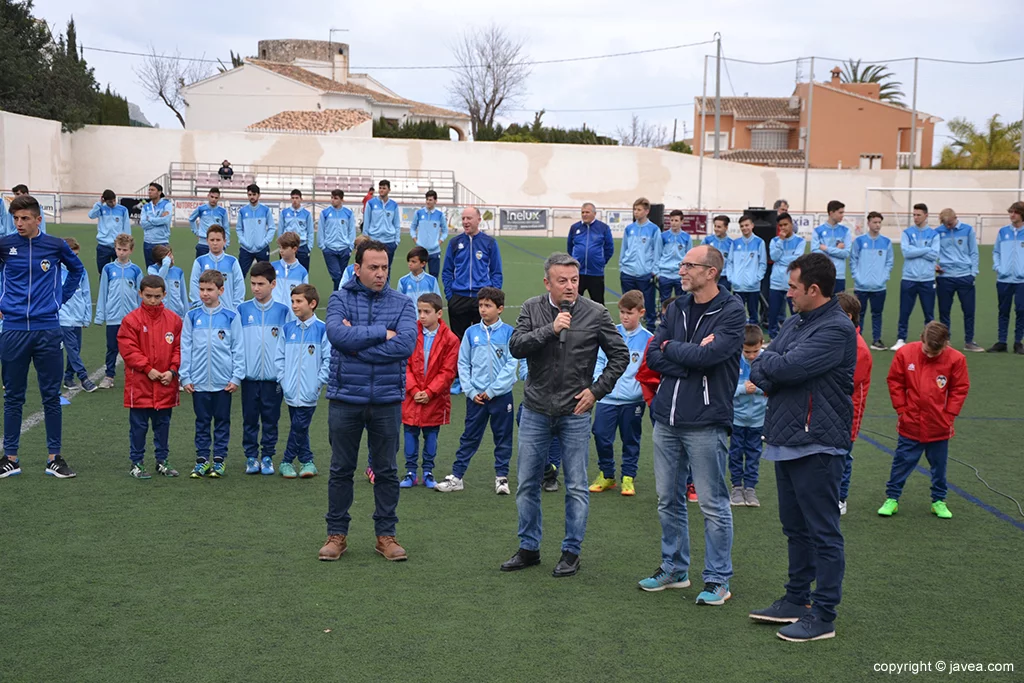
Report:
182,39,470,139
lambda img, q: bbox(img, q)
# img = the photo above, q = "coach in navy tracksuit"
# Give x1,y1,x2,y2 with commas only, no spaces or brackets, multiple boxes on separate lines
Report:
0,195,85,479
566,204,614,304
749,252,856,643
442,207,503,339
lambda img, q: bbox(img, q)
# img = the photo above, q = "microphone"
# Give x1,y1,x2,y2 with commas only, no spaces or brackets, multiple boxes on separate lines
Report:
559,300,571,344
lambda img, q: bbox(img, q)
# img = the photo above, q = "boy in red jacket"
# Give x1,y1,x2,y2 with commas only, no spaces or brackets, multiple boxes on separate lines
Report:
401,293,459,489
117,274,183,479
878,321,969,519
837,293,872,515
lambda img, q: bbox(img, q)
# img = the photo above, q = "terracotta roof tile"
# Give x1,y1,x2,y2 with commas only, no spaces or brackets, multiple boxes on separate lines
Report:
248,60,469,120
718,149,805,167
246,109,372,134
696,97,800,120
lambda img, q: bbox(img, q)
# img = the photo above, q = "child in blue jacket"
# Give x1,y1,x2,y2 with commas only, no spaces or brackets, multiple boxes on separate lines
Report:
148,244,188,319
59,238,97,393
276,284,331,479
729,325,768,508
95,233,143,389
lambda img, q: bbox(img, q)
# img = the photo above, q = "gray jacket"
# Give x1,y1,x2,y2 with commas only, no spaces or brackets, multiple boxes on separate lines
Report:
510,295,629,417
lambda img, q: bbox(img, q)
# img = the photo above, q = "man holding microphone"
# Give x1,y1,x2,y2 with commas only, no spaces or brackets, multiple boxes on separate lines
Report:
503,253,628,577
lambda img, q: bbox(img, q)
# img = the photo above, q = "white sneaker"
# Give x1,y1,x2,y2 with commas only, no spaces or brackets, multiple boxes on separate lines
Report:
435,474,464,492
839,500,848,516
98,376,115,389
495,476,510,495
890,339,906,351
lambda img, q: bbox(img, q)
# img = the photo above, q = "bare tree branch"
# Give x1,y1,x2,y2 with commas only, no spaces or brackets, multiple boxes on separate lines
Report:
447,24,530,138
615,114,669,148
133,46,213,128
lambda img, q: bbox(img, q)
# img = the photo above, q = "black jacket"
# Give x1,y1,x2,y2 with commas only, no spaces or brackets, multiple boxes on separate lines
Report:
511,295,628,417
750,297,856,451
645,285,747,431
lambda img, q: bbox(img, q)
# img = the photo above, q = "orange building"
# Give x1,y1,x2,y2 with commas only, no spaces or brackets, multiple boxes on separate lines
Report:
694,67,940,170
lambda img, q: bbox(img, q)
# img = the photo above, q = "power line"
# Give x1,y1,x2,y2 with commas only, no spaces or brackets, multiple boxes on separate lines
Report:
430,102,695,114
717,53,1024,66
719,46,737,97
81,39,717,72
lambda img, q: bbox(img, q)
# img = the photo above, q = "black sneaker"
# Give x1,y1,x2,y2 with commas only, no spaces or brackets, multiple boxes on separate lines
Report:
45,456,77,479
1015,342,1024,355
0,456,22,478
988,342,1008,353
543,464,560,492
870,339,886,351
749,597,811,624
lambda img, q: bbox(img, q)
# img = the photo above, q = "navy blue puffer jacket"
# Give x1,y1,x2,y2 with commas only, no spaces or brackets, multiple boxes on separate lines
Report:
326,279,417,404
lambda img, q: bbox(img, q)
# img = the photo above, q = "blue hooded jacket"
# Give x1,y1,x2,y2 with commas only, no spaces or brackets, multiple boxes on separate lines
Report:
0,231,84,330
325,278,417,405
89,202,131,247
566,220,614,277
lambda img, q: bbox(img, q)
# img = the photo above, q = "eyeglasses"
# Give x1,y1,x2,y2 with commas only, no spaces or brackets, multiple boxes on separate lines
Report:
679,262,712,271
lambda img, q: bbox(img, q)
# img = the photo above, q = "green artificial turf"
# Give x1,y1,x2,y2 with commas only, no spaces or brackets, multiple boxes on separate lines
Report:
1,226,1022,682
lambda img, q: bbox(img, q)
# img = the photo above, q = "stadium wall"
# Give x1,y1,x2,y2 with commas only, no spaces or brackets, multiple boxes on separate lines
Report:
2,112,1021,218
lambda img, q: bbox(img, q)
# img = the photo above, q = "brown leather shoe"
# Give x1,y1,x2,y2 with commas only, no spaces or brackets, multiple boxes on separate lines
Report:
318,534,347,561
375,535,408,561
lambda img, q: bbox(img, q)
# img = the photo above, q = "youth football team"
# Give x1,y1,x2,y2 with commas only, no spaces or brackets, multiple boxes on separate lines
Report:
7,187,1015,520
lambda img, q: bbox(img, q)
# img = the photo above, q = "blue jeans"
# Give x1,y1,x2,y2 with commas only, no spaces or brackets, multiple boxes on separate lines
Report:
996,281,1024,344
322,248,352,291
96,243,116,275
105,324,120,378
2,329,63,455
192,390,232,462
658,278,684,311
195,243,209,260
620,274,657,329
775,453,845,622
143,242,167,269
427,253,441,279
516,403,561,468
297,245,311,273
404,424,439,473
592,402,644,479
516,406,592,555
767,290,793,338
241,379,281,460
885,436,949,502
897,280,935,340
840,452,853,500
452,393,514,478
325,401,401,537
238,246,270,279
651,422,733,584
284,405,316,464
728,425,762,488
735,290,760,325
129,407,172,464
854,290,886,342
936,276,976,344
62,326,88,383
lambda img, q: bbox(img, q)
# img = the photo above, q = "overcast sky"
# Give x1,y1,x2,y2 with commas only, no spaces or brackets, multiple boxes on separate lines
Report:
35,0,1024,156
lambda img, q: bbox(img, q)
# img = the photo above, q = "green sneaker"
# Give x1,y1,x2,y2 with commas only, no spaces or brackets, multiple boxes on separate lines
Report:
279,461,298,479
299,462,318,478
156,461,179,477
931,500,952,519
877,498,899,516
190,461,212,479
209,461,226,478
129,463,152,479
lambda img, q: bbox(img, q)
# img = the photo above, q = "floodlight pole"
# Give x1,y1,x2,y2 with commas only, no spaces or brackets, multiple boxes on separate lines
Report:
907,57,919,212
802,57,815,213
713,33,722,159
698,55,708,211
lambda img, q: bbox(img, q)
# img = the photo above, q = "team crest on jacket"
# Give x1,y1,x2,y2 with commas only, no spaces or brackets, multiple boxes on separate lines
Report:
958,239,963,245
217,330,225,340
307,344,315,355
631,352,640,363
114,217,119,222
878,250,883,256
40,259,50,272
936,375,947,389
165,332,174,344
476,251,483,260
908,363,916,372
495,348,504,359
173,281,179,288
271,327,279,337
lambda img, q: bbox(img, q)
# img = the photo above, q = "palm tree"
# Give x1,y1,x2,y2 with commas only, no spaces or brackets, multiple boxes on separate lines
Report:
839,59,905,104
216,50,244,73
937,115,1022,170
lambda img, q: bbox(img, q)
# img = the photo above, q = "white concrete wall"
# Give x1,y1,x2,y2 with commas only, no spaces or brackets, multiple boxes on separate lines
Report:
4,111,1022,227
183,65,324,132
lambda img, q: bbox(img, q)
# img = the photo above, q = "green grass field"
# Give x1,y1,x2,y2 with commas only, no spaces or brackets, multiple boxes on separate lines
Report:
3,225,1023,682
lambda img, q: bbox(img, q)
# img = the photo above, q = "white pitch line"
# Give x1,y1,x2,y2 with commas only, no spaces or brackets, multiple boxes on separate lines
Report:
20,359,122,434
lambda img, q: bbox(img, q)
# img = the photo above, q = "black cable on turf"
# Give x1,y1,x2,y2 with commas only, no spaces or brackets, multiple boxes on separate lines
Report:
859,428,1024,518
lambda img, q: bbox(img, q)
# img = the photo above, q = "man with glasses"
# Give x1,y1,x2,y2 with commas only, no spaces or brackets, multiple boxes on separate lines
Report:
640,244,745,606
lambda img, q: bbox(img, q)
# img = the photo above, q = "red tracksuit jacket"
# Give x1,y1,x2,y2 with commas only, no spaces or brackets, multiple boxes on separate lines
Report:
117,302,182,409
887,342,970,443
851,330,872,441
403,320,459,427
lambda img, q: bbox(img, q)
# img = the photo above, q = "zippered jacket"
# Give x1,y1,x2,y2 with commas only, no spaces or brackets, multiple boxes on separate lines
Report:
888,341,969,443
